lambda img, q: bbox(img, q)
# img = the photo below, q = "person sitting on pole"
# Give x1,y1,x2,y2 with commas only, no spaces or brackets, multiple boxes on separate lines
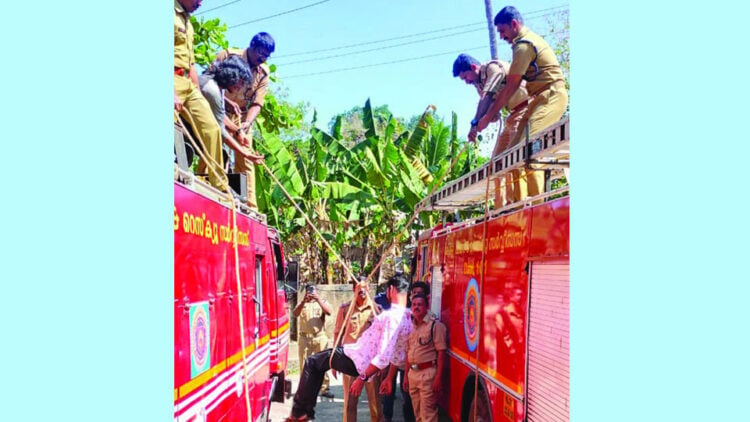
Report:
332,279,382,422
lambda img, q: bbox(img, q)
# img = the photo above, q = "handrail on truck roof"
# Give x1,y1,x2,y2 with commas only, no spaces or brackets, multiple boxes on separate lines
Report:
417,116,569,213
175,165,267,224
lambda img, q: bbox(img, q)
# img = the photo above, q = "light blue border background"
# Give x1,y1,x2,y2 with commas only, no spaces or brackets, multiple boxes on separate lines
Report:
3,1,749,421
2,2,171,420
572,1,749,420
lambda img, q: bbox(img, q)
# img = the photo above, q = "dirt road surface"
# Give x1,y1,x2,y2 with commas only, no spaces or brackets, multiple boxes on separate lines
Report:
269,341,445,422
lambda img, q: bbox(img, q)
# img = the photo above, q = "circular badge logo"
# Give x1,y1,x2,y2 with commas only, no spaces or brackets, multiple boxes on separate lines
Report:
191,306,209,368
463,278,480,352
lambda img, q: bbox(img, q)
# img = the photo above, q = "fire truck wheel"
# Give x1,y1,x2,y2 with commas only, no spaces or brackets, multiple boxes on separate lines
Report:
467,392,492,422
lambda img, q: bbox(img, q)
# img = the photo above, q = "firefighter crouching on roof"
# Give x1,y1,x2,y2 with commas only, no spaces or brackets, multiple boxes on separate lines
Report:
333,280,383,422
293,283,335,399
452,53,531,208
405,294,447,422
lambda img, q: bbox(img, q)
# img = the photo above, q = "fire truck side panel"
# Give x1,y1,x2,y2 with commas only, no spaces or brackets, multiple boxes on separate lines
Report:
431,197,568,422
175,183,284,422
529,197,569,258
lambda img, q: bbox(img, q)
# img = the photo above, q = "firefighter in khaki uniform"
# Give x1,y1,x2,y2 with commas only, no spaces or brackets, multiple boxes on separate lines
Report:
453,53,532,207
209,32,274,210
405,295,447,422
476,6,569,204
333,281,382,422
174,0,224,189
293,284,334,398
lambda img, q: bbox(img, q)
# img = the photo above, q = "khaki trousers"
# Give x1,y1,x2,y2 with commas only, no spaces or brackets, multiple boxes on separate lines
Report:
298,333,330,393
408,367,438,422
233,140,258,209
492,80,568,207
342,373,383,422
175,75,224,189
492,104,540,207
228,115,258,209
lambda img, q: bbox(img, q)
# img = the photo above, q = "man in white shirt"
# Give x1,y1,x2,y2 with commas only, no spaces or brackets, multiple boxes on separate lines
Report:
286,274,413,422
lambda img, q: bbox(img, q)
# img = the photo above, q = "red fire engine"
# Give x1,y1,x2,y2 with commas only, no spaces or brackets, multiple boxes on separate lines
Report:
173,166,291,422
414,118,569,422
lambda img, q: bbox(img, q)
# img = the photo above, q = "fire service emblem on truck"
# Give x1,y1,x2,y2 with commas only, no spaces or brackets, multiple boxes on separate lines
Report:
190,302,211,378
463,278,480,352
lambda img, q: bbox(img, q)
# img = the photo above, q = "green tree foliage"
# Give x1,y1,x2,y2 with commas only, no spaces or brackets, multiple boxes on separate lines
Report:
254,100,482,284
545,10,570,92
327,104,407,145
185,16,485,284
190,17,229,68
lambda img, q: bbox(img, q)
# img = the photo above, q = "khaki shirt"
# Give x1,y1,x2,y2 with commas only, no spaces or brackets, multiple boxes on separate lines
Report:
475,60,529,111
298,301,328,335
407,317,447,364
173,0,193,71
335,301,375,345
213,48,270,113
509,26,565,96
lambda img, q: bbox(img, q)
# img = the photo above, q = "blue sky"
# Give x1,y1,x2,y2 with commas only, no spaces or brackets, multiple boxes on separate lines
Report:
196,0,568,155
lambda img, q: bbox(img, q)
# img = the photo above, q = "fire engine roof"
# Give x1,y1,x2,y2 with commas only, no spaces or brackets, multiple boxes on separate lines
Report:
418,117,569,212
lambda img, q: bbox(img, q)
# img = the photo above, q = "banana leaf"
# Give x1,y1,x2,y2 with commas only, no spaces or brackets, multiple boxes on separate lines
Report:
363,98,377,139
257,129,305,196
404,105,435,158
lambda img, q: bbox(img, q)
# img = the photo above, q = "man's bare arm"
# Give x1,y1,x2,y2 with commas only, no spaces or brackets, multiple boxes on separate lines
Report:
241,104,262,131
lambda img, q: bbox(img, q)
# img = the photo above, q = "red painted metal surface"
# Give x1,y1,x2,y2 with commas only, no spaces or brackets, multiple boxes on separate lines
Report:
526,261,569,422
418,196,569,422
174,182,289,422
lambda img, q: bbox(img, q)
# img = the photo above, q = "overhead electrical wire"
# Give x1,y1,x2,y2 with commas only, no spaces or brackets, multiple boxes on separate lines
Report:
276,27,486,66
274,22,486,59
281,26,568,79
283,45,488,79
228,0,332,28
273,5,567,59
194,0,244,16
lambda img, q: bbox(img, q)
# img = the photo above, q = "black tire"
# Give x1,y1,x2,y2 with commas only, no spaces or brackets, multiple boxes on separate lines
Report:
467,390,492,422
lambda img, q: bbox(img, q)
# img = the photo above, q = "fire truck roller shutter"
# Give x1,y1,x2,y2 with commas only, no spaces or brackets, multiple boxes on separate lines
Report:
526,260,569,421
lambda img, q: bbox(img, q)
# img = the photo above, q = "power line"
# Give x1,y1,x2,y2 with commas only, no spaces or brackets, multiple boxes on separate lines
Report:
274,5,567,59
277,27,486,66
228,0,331,29
195,0,243,16
282,27,569,79
274,22,486,59
283,45,488,79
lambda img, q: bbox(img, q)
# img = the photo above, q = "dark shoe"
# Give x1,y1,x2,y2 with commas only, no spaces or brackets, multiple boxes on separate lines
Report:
319,391,335,399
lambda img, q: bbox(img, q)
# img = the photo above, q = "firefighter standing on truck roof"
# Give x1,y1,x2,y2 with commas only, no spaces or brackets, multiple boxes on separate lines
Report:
293,284,335,399
405,294,447,422
333,279,382,422
209,32,275,210
174,0,224,190
472,5,569,205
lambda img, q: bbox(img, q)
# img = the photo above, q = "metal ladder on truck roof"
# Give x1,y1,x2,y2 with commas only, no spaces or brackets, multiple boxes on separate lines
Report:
417,116,569,213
